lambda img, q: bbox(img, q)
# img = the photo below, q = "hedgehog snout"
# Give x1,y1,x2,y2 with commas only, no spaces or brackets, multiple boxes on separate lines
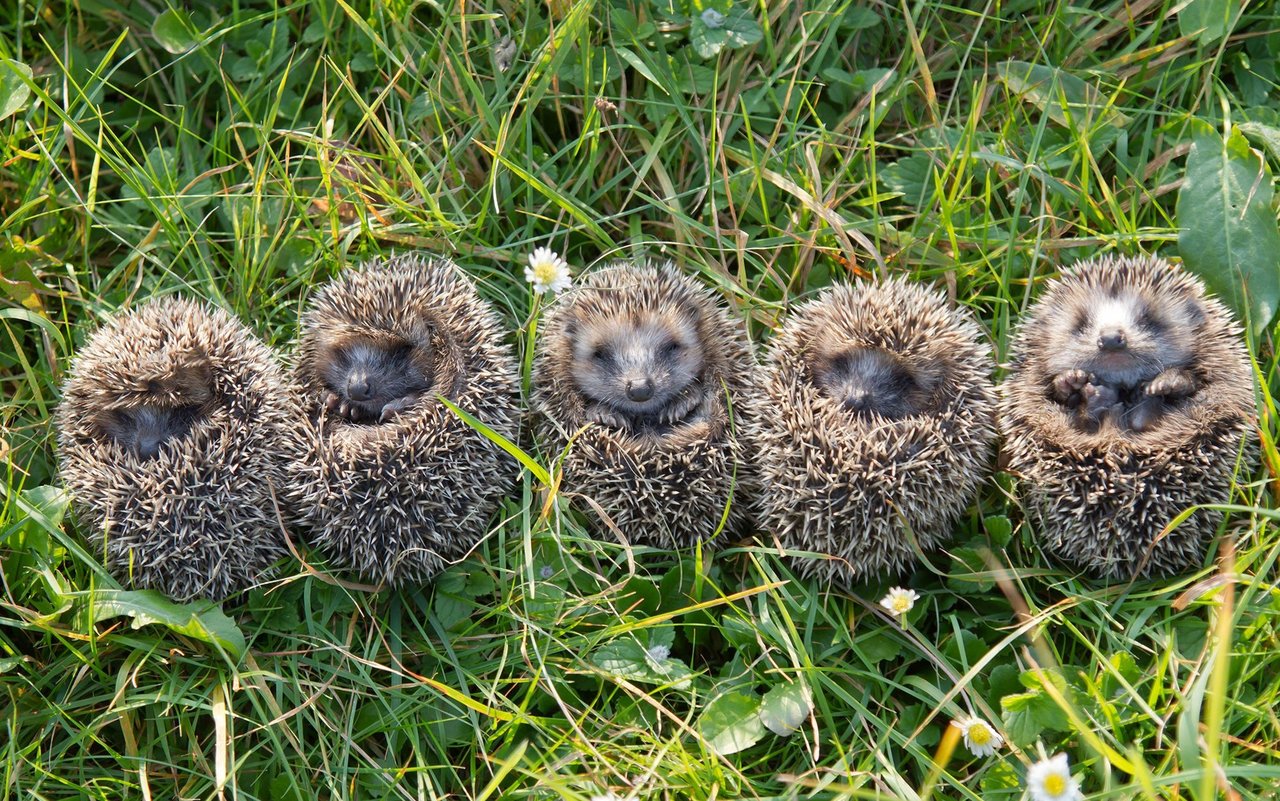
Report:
844,388,872,411
1097,329,1127,352
346,373,375,402
625,376,654,402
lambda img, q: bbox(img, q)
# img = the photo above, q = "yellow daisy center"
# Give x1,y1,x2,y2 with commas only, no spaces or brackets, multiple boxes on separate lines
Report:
967,724,990,745
532,260,559,283
1044,773,1067,795
891,595,911,613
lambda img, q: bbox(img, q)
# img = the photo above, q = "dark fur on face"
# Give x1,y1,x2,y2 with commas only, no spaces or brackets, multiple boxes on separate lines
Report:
568,310,706,431
318,333,434,423
811,346,933,419
97,358,215,459
1045,277,1203,432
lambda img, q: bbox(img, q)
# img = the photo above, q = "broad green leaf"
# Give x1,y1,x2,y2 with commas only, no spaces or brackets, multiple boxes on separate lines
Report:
698,691,766,755
983,515,1013,548
841,6,881,30
690,6,763,59
81,589,247,660
591,636,694,689
759,681,813,736
855,630,901,664
1177,0,1240,46
151,9,200,54
1000,671,1073,746
1239,121,1280,166
980,760,1021,793
996,60,1129,130
881,154,935,207
0,59,33,121
2,486,71,592
1177,126,1280,335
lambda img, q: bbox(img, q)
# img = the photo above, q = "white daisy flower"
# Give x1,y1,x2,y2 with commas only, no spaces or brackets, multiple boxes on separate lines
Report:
878,587,919,617
1027,752,1082,801
525,247,572,295
951,716,1003,757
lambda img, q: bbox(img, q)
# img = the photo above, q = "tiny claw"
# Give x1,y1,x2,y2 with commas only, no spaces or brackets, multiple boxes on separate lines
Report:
325,392,341,412
378,395,418,423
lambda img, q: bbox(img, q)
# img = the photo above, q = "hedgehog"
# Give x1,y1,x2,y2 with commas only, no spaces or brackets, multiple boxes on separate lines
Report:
532,260,758,550
285,254,521,586
1001,254,1256,579
747,277,998,584
56,298,297,601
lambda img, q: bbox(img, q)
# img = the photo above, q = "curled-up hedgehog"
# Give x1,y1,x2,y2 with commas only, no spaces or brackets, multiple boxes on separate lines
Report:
532,260,758,549
747,277,998,584
56,298,297,601
1001,254,1255,579
286,254,520,585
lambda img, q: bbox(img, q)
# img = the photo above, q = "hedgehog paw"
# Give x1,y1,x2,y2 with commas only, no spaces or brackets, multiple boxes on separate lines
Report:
1051,369,1090,403
585,405,629,431
324,392,342,414
1145,368,1196,399
378,395,419,423
1081,382,1122,424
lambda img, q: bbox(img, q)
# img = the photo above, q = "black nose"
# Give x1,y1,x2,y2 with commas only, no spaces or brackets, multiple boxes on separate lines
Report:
347,376,374,401
1098,330,1127,351
136,437,161,460
625,378,654,402
845,389,870,411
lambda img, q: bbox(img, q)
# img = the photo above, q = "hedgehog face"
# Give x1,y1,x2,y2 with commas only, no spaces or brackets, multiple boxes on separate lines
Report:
319,334,433,423
811,346,931,419
1044,283,1201,390
568,312,705,425
95,358,215,459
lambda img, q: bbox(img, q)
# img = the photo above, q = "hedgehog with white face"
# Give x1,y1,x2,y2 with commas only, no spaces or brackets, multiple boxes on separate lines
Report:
56,298,297,601
533,260,758,549
1001,254,1255,579
746,277,998,584
286,255,520,585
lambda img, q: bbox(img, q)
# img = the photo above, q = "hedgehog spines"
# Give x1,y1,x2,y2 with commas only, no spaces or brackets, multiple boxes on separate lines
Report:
286,253,521,586
1000,254,1255,578
748,275,998,584
57,297,297,601
533,259,759,550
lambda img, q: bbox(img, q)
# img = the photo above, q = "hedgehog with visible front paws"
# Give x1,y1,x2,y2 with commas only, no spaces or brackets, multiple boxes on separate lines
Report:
1001,254,1256,578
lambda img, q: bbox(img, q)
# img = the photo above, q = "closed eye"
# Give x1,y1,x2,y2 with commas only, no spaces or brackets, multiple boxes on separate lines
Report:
662,340,682,356
1071,310,1089,336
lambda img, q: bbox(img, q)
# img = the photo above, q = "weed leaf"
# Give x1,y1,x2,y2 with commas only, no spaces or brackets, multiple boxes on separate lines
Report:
759,681,813,736
1177,125,1280,334
1178,0,1241,46
0,59,32,121
81,589,247,660
996,60,1128,130
699,691,766,755
690,7,762,59
151,9,200,54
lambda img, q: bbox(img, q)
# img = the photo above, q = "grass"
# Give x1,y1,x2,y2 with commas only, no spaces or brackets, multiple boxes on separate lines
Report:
2,0,1279,799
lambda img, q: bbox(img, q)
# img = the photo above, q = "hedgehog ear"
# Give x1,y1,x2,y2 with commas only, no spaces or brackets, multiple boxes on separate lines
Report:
1184,299,1206,327
563,317,580,340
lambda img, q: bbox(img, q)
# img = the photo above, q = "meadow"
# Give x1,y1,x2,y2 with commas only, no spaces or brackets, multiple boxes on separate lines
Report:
2,1,1279,799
